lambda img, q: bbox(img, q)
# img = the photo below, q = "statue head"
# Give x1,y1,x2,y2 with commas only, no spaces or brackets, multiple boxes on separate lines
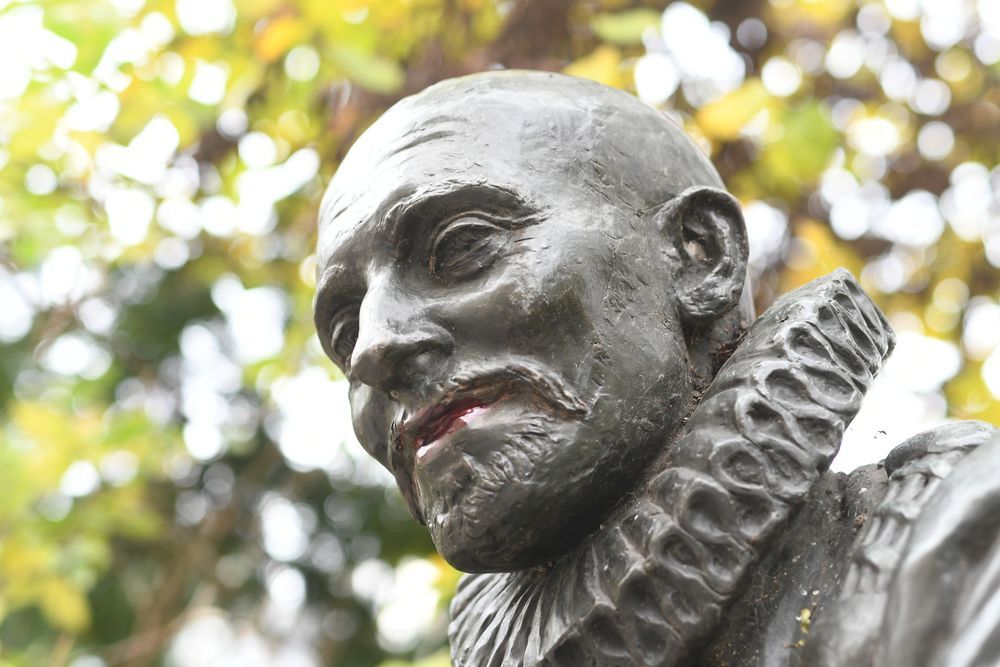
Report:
314,71,751,572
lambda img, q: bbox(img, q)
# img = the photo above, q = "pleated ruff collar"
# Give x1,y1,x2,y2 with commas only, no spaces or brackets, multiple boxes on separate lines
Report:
449,270,895,667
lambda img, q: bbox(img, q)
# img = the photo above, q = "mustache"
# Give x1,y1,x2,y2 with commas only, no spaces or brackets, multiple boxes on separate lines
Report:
449,363,591,415
389,362,591,446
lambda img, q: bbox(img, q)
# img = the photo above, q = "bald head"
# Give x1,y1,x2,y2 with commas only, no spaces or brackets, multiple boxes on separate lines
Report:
319,70,751,335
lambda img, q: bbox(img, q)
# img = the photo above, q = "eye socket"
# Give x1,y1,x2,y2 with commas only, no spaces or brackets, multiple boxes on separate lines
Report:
329,304,360,369
429,216,508,281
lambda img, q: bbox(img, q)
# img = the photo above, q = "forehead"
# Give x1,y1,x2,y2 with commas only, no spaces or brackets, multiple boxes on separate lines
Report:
317,92,594,264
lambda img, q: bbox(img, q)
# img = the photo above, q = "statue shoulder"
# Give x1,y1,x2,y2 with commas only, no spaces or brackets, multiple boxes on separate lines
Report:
806,420,1000,667
882,419,997,477
876,420,1000,667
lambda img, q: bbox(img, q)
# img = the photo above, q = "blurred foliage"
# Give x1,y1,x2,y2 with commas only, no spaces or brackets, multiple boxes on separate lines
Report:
0,0,997,665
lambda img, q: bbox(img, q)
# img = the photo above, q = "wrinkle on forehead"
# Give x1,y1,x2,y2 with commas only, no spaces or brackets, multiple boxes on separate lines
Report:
382,116,468,160
319,112,472,229
321,119,531,238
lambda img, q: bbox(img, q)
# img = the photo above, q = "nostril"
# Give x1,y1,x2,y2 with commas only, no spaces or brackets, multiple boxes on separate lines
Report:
397,348,442,384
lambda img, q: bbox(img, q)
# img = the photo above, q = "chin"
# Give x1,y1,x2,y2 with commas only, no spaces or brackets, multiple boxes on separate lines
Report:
412,411,602,572
426,488,593,572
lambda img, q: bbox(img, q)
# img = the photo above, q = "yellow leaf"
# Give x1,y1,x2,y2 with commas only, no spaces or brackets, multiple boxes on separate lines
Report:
798,607,812,633
9,93,64,163
696,79,771,140
0,538,54,581
795,0,852,24
39,578,90,633
780,219,862,292
67,130,105,154
379,649,452,667
254,15,306,63
563,46,625,89
430,553,462,602
767,0,852,27
234,0,285,20
13,402,102,485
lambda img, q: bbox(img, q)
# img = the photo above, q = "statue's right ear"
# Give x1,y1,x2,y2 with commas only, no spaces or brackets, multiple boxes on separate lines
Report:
652,186,749,326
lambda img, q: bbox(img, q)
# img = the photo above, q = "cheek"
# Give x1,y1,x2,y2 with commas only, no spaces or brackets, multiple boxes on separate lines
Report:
434,252,595,354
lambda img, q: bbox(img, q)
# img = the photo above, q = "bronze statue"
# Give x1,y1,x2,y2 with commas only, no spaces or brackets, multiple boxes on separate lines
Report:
314,71,1000,667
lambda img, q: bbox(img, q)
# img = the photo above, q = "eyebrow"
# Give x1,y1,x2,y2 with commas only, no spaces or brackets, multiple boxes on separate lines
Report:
380,181,540,255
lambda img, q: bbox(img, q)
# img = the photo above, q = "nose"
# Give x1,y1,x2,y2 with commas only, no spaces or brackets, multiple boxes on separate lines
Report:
349,291,453,392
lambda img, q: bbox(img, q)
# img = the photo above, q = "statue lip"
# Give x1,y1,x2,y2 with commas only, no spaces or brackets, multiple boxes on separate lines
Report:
410,399,493,461
393,376,508,462
389,380,506,485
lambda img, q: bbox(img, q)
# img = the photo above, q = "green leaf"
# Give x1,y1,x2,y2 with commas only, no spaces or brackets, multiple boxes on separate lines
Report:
592,9,661,45
43,2,121,74
328,45,404,94
759,102,839,194
697,79,772,140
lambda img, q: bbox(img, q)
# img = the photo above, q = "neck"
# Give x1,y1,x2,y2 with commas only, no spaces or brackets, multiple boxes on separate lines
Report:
449,270,894,667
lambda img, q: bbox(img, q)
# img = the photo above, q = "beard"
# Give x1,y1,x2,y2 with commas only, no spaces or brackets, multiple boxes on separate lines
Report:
409,351,689,572
411,353,687,573
398,357,611,572
416,408,587,572
385,360,591,543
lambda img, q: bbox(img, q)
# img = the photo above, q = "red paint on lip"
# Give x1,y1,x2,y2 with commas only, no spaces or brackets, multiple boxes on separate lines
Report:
414,400,490,452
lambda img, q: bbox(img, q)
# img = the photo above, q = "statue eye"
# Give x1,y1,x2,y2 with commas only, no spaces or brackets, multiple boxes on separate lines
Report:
429,216,507,281
329,305,360,368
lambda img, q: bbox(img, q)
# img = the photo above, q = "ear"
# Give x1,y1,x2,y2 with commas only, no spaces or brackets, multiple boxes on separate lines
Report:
653,186,749,325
